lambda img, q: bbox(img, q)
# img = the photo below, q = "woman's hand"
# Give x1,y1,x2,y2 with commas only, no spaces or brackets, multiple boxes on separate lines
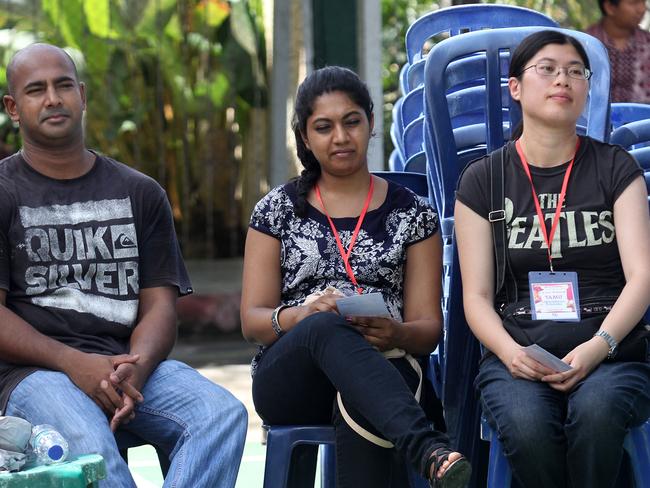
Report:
292,293,341,324
541,337,609,392
501,345,557,381
347,316,405,351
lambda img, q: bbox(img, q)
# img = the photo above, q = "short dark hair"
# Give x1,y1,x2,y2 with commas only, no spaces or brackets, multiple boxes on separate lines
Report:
597,0,619,17
292,66,373,217
509,30,591,139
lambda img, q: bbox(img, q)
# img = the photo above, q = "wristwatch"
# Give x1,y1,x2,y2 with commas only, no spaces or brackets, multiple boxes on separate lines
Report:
594,330,618,359
271,304,290,337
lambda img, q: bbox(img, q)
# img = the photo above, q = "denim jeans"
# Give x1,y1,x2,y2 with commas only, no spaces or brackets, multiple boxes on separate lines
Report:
6,359,248,488
477,353,650,488
252,312,449,488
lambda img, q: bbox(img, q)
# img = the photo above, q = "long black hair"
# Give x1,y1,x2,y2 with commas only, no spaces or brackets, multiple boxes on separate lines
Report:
292,66,373,217
509,30,591,140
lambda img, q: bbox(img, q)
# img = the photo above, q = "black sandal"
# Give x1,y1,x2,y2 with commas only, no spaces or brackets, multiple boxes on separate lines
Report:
425,447,472,488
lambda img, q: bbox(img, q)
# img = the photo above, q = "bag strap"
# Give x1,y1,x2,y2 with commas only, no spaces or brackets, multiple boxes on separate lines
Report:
488,146,516,304
336,352,422,449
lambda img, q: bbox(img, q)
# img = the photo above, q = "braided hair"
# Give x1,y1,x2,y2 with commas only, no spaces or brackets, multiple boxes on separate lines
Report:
292,66,373,217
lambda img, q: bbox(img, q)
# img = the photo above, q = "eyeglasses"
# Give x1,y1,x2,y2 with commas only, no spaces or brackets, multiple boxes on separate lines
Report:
521,63,592,80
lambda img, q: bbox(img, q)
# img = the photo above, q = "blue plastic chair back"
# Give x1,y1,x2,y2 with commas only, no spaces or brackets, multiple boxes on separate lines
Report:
610,119,650,171
404,152,427,174
403,116,425,160
393,97,405,144
610,102,650,130
399,63,410,96
401,85,425,130
405,4,557,65
407,58,426,91
610,119,650,150
632,148,650,171
424,26,611,221
391,98,407,163
374,170,429,198
390,121,406,168
388,148,405,172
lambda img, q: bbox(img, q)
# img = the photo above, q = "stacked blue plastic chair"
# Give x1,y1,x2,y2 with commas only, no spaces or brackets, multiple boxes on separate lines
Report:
610,102,650,130
422,26,611,487
424,26,610,223
610,118,650,322
610,118,650,171
389,4,558,177
610,118,650,212
405,5,558,65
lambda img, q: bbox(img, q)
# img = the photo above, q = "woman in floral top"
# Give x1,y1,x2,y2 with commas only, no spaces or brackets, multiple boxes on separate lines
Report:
241,66,471,488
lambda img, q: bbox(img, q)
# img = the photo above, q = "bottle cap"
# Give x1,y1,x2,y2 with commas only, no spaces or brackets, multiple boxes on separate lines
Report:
48,445,64,461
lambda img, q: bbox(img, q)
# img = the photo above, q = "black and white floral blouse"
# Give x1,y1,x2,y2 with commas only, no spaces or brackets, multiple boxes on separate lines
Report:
249,179,439,324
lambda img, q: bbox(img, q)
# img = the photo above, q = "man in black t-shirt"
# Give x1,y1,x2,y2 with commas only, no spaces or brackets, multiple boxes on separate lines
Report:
0,43,247,487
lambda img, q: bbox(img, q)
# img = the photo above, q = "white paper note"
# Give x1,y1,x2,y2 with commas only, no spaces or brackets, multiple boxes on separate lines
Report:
524,344,572,373
336,293,390,317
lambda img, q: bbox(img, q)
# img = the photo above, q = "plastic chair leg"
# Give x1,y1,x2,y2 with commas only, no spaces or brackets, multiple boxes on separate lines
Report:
625,421,650,487
320,444,336,488
486,434,512,487
263,425,335,488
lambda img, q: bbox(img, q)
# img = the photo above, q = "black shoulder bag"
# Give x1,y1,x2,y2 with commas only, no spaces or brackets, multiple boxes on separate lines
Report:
488,146,650,362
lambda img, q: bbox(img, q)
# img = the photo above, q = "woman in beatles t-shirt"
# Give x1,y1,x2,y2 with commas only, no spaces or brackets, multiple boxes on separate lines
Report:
241,66,471,488
455,30,650,488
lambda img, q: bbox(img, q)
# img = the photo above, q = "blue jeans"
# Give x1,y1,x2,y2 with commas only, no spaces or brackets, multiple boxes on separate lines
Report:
252,312,449,488
477,353,650,488
6,359,247,488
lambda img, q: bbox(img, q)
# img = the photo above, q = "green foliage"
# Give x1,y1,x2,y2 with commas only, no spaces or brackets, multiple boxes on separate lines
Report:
0,0,268,258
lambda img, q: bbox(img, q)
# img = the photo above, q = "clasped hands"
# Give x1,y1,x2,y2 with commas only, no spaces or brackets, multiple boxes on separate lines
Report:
505,337,610,392
67,351,145,432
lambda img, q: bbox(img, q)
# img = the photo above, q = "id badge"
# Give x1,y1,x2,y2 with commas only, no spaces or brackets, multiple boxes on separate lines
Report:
528,271,581,321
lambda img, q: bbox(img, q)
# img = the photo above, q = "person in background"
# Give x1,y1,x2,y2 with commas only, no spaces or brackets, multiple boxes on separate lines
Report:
587,0,650,102
0,43,247,487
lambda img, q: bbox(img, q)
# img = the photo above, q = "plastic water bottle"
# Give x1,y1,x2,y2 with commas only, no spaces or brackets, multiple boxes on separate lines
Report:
28,424,69,466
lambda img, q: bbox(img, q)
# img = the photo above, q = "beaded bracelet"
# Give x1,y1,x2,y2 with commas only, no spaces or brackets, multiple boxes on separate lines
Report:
271,304,290,337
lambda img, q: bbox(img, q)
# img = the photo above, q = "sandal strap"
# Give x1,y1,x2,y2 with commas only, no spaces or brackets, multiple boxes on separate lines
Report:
425,447,452,481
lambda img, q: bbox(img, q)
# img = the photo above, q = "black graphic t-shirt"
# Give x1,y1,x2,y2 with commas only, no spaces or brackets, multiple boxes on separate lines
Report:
456,136,642,308
0,152,192,409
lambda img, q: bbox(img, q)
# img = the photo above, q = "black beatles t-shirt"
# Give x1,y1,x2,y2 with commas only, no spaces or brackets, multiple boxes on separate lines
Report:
0,152,192,410
456,136,642,308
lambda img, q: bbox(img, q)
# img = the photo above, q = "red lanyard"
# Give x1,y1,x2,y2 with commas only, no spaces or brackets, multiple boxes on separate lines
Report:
515,138,580,272
314,177,374,295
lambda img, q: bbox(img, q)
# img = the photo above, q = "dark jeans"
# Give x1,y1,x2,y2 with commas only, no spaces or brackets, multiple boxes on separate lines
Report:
252,312,449,488
477,353,650,488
